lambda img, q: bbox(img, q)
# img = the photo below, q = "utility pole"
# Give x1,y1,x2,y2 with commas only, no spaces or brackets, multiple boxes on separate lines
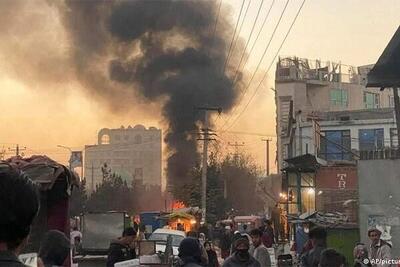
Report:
228,142,245,162
393,87,400,151
262,139,272,176
91,163,94,194
197,107,221,225
8,144,26,157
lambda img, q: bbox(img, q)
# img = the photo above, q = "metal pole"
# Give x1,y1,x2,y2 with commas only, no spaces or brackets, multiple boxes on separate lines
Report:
201,111,209,224
393,87,400,152
262,139,271,176
91,163,94,193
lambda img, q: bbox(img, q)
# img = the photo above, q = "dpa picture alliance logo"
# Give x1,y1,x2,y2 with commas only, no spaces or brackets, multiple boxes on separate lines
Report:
363,258,400,265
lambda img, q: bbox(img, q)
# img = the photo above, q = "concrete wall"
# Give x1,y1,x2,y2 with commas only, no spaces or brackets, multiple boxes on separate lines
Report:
358,159,400,257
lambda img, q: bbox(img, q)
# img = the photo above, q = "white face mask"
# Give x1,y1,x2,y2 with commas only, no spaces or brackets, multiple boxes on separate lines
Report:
304,227,309,234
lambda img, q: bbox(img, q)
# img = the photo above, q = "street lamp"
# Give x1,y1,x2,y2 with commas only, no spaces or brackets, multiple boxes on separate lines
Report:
57,145,72,170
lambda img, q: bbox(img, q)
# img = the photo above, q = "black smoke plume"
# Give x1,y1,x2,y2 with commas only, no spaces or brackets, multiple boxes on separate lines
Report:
60,0,244,196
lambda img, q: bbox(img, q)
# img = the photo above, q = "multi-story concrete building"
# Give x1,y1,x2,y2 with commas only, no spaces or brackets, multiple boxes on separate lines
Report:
275,57,395,170
84,125,162,194
275,57,398,219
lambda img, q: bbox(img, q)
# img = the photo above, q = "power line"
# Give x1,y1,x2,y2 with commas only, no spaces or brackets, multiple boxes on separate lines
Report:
222,0,245,74
220,0,290,131
224,0,306,131
216,0,266,130
208,0,223,57
231,0,274,88
224,0,252,70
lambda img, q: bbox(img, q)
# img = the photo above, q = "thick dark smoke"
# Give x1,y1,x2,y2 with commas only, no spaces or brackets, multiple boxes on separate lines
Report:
64,0,245,195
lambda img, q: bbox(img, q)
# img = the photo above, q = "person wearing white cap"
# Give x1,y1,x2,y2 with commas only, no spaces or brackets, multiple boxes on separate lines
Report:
367,228,392,267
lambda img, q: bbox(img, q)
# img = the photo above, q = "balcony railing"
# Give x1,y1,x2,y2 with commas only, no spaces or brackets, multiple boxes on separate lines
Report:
359,148,400,160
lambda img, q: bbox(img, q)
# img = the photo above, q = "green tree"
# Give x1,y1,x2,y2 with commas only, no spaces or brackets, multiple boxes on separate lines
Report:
175,151,264,222
86,163,135,214
221,153,264,214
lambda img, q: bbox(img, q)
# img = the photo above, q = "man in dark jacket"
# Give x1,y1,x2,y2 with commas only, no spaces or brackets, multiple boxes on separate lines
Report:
261,220,275,248
39,230,70,267
220,226,233,260
106,227,137,267
178,237,204,267
222,237,261,267
301,227,327,267
319,249,346,267
0,164,40,267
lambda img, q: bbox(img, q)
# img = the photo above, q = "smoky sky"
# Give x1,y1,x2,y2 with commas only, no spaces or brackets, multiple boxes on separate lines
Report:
2,0,245,194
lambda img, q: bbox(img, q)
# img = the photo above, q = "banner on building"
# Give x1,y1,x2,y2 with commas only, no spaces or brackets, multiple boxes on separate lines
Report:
70,151,83,168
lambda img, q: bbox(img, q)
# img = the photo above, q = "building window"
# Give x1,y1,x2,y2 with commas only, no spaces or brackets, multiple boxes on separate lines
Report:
330,89,348,107
390,128,398,148
364,92,380,109
100,134,110,145
134,168,143,179
389,96,395,108
359,128,384,151
319,130,351,161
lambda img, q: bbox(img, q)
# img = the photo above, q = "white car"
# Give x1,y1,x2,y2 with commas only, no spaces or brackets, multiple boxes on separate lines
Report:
148,228,186,256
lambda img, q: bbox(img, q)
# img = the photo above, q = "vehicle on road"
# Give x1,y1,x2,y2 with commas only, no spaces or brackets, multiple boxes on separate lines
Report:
149,228,186,256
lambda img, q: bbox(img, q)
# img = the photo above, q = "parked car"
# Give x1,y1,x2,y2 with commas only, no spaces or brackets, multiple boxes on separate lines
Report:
149,228,186,256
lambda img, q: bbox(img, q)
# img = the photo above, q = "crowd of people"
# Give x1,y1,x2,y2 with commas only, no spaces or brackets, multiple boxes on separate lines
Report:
0,163,71,267
0,163,396,267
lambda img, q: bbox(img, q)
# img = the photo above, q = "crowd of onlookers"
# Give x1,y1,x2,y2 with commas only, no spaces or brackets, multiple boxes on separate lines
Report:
0,163,396,267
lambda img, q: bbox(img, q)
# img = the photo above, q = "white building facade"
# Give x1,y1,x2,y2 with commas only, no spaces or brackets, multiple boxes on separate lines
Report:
84,125,162,194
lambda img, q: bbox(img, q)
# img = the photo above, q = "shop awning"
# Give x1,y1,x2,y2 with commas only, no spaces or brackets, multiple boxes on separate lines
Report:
283,154,326,172
367,26,400,88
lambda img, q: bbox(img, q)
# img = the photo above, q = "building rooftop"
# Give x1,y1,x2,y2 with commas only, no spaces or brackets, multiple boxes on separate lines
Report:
276,56,370,85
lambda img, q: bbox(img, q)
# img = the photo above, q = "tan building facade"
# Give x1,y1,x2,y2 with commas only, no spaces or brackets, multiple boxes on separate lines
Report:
275,57,394,170
84,125,162,194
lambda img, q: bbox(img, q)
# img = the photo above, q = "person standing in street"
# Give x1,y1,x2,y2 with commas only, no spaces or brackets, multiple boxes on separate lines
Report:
367,228,392,267
354,243,371,267
187,231,209,266
249,229,271,267
204,241,219,267
0,164,40,267
261,220,275,248
301,227,327,267
106,227,137,267
222,237,261,267
39,230,70,267
220,226,233,260
178,237,204,267
319,249,346,267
